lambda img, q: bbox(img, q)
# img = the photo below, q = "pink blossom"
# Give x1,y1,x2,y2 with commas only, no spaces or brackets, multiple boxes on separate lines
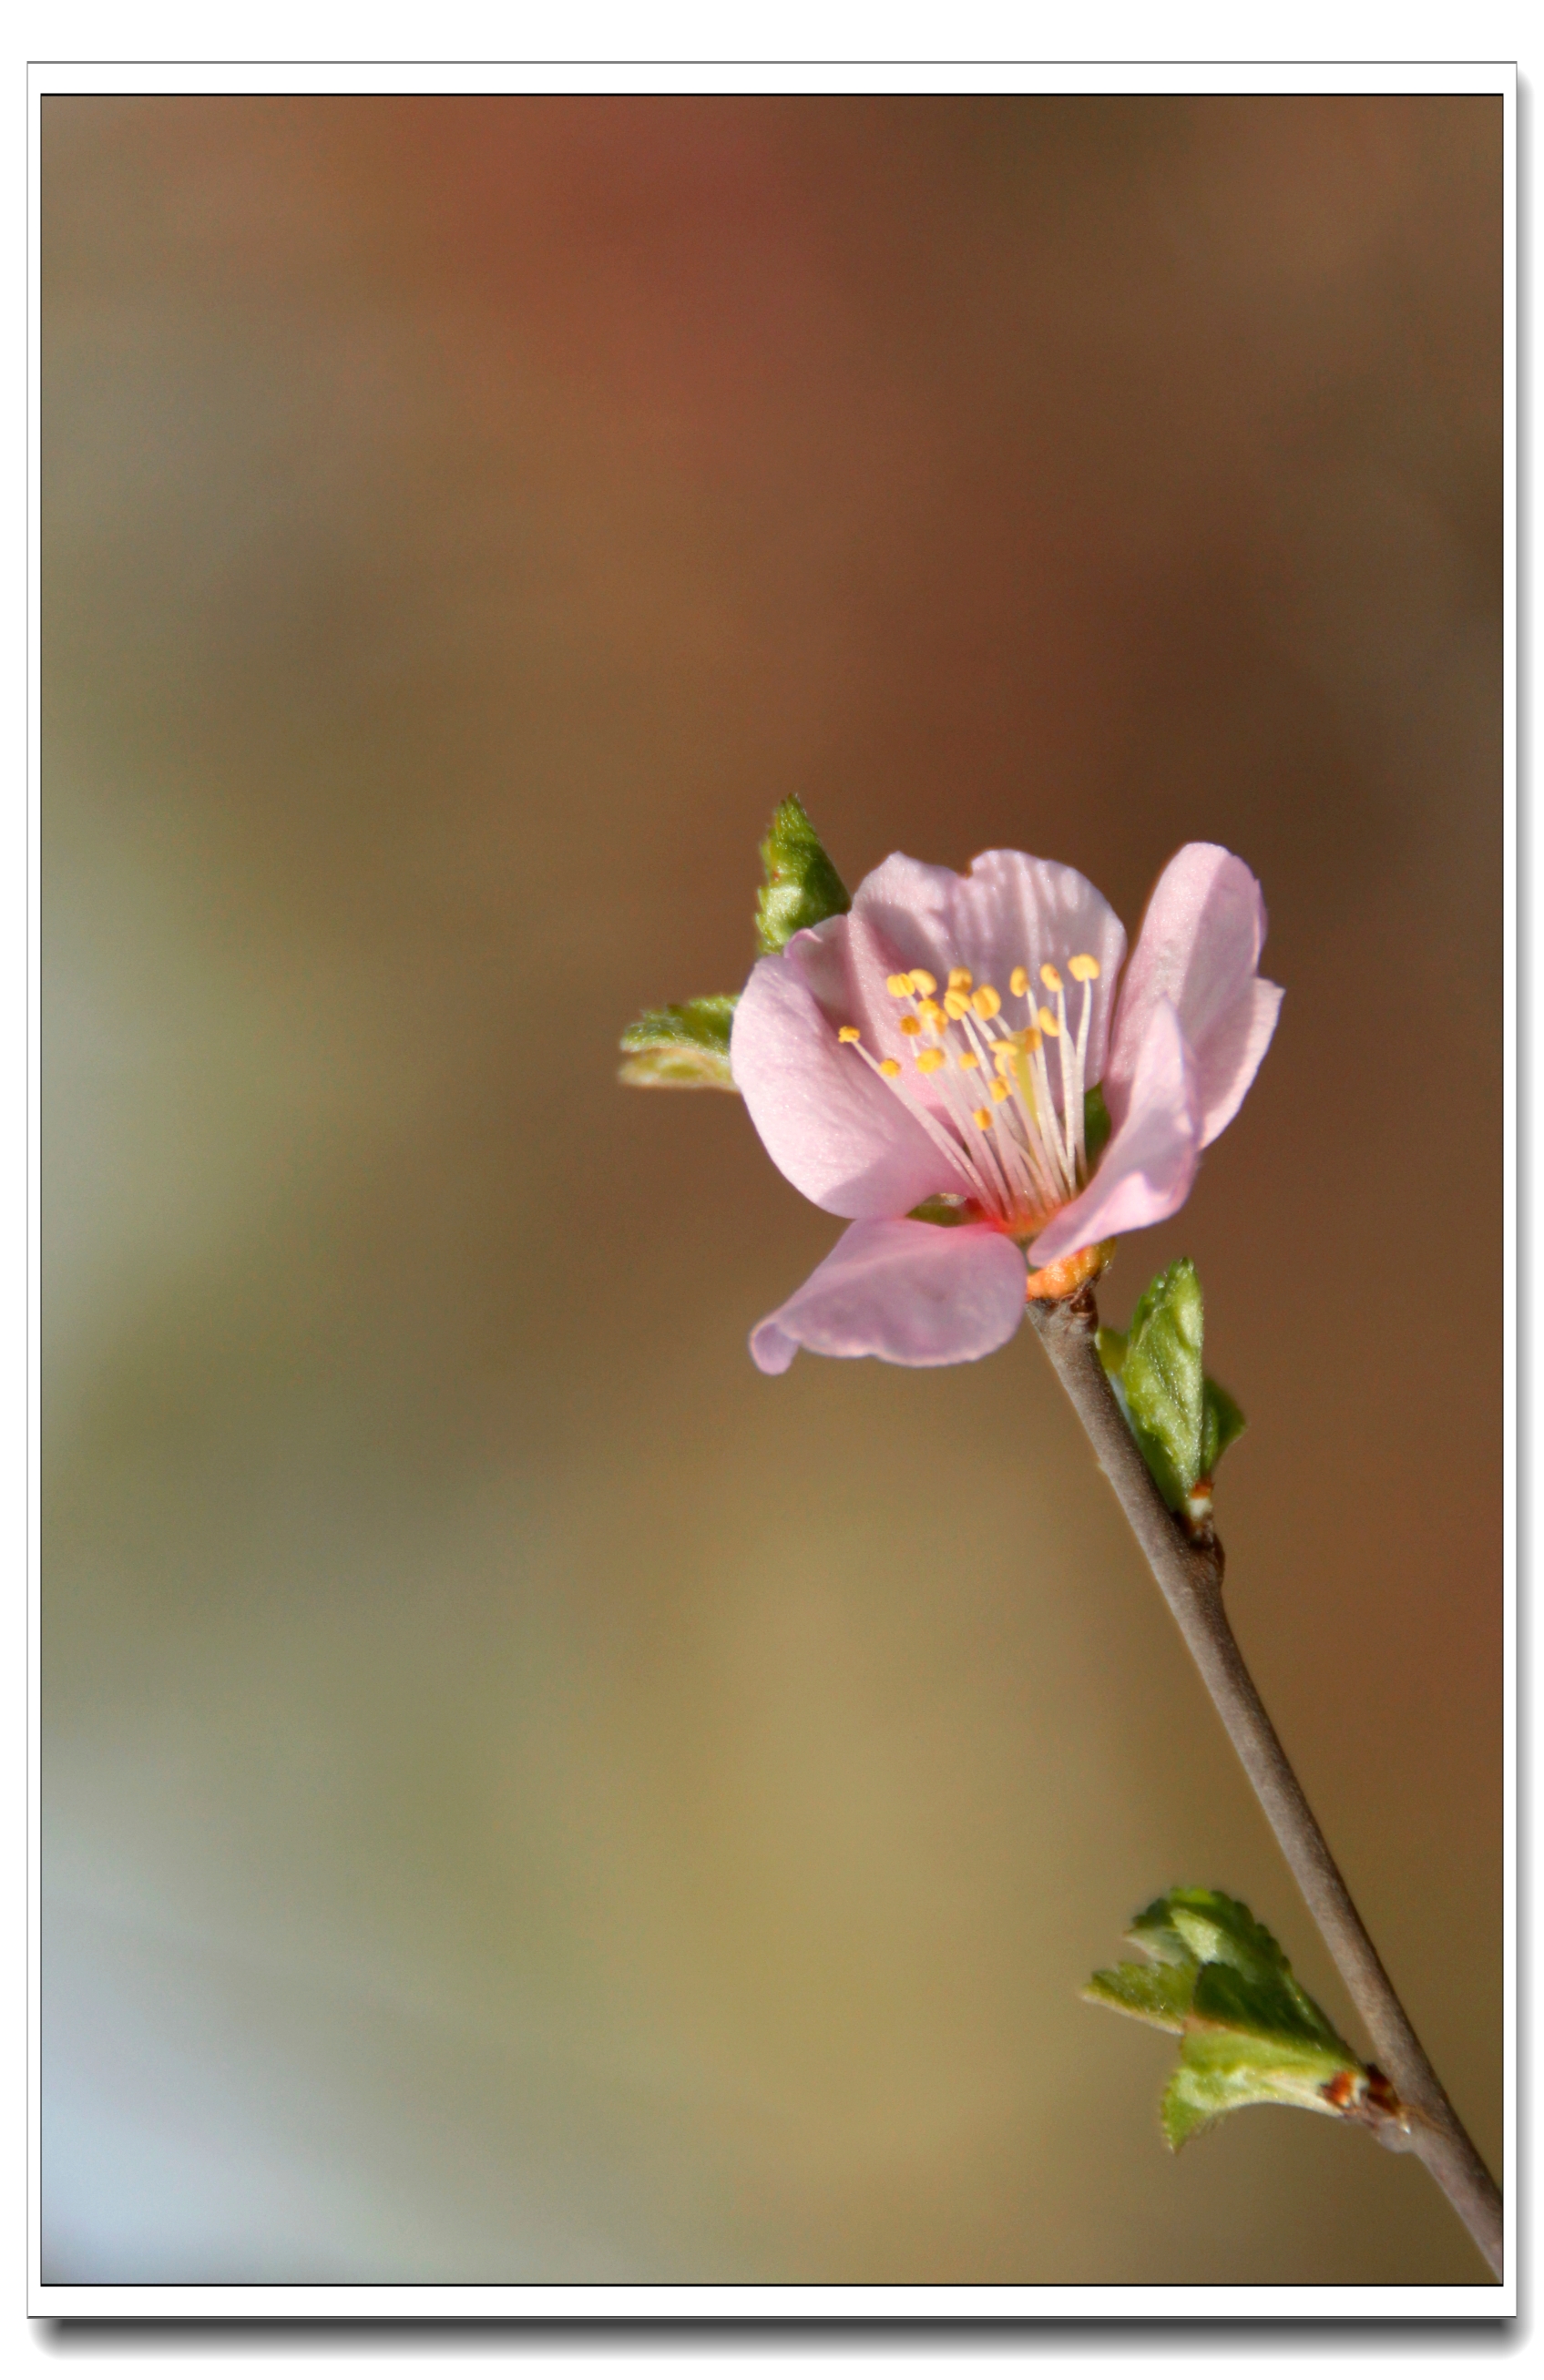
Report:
733,843,1282,1374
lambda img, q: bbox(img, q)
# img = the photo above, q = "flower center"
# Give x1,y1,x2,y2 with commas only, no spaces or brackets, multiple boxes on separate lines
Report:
837,953,1104,1236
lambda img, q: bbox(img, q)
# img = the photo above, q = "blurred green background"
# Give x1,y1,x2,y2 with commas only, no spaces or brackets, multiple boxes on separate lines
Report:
41,94,1502,2284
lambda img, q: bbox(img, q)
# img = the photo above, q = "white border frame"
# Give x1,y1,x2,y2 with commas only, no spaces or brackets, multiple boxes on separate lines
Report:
26,54,1517,2324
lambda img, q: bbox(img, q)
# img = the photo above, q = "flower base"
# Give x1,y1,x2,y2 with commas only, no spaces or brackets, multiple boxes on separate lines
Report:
1024,1239,1115,1303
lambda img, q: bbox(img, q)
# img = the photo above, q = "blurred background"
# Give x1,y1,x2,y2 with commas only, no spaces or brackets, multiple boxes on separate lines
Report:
41,94,1502,2285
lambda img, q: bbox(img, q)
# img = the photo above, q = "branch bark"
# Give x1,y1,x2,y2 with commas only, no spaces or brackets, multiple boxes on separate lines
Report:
1028,1282,1503,2282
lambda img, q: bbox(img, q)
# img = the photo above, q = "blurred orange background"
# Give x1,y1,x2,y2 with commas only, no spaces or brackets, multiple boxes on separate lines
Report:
42,93,1502,2284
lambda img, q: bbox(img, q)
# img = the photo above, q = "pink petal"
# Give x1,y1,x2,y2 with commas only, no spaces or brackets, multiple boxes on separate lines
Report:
1105,843,1282,1148
855,848,1128,1098
732,844,1131,1225
1188,976,1283,1145
731,950,965,1218
750,1220,1028,1374
1026,999,1203,1266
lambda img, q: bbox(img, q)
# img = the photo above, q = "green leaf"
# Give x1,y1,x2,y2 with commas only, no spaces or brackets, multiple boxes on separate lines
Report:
1162,1976,1365,2147
1121,1258,1205,1508
1083,1081,1111,1167
1098,1262,1247,1514
1128,1885,1279,1980
621,994,736,1057
619,994,740,1090
1161,2028,1367,2148
1190,1949,1345,2058
1202,1375,1248,1476
1084,1958,1193,2034
755,796,851,955
1133,1890,1343,2045
619,799,848,1089
1085,1887,1370,2150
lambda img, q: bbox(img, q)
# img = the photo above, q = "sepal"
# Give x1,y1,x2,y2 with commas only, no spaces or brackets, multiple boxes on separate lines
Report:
619,994,740,1089
755,795,851,955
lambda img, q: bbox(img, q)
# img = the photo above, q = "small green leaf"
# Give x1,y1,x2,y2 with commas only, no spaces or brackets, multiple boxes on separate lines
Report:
1083,1081,1111,1167
619,800,847,1091
1135,1891,1341,2047
1084,1958,1193,2035
621,994,736,1057
1129,1885,1278,1982
1099,1262,1246,1513
1161,2030,1362,2147
1121,1258,1205,1509
755,796,851,955
1190,1948,1345,2058
1202,1375,1248,1476
1085,1887,1370,2150
1163,1967,1365,2147
619,994,740,1090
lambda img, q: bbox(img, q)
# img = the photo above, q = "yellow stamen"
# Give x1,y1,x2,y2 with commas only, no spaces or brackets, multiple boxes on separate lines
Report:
971,984,1001,1020
885,973,913,999
1038,1006,1060,1037
1040,963,1062,993
1024,1025,1043,1052
899,1015,923,1037
908,969,937,996
917,998,945,1028
947,966,973,993
915,1047,946,1074
943,991,970,1022
837,1026,861,1043
1068,953,1101,982
1009,966,1029,996
993,1043,1018,1077
879,1057,901,1078
958,1049,980,1071
972,1107,992,1130
989,1078,1010,1104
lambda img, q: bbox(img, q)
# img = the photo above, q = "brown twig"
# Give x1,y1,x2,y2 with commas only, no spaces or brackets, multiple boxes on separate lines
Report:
1028,1282,1503,2282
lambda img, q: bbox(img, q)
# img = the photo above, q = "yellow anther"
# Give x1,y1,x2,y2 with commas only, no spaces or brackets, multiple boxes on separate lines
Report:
1038,1006,1060,1037
1069,953,1101,982
1024,1025,1043,1052
989,1077,1010,1104
993,1042,1018,1077
885,973,913,999
915,1047,946,1075
1009,966,1029,997
947,966,974,993
837,1026,861,1043
971,984,1001,1020
879,1057,901,1078
943,989,971,1021
1040,963,1062,993
908,969,937,996
957,1049,980,1072
916,998,945,1028
899,1015,923,1037
972,1107,992,1130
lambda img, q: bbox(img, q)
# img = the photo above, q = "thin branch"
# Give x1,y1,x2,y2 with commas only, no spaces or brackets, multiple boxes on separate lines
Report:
1028,1282,1503,2283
